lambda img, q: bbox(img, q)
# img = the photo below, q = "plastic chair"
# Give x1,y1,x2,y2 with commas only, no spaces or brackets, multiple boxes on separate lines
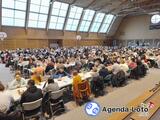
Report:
22,98,42,120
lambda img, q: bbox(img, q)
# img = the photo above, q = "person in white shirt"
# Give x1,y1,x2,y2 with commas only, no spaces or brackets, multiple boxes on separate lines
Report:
0,82,14,113
120,60,130,77
9,74,27,90
112,61,121,75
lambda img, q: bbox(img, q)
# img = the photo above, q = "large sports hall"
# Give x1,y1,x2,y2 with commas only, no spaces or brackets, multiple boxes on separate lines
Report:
0,0,160,120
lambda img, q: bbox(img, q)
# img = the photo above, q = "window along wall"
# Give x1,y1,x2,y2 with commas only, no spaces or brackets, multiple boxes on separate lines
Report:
2,0,27,27
2,0,115,34
99,14,114,33
78,9,95,32
65,6,83,31
28,0,50,28
90,13,105,32
49,1,69,30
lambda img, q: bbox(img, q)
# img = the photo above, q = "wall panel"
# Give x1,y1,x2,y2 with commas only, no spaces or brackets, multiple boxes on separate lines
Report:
115,15,160,40
0,26,111,50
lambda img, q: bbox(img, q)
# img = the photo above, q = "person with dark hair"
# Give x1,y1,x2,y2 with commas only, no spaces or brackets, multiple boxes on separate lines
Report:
129,58,137,70
20,80,43,116
99,66,109,79
42,78,60,117
43,77,59,93
52,66,70,79
20,80,43,104
0,82,14,114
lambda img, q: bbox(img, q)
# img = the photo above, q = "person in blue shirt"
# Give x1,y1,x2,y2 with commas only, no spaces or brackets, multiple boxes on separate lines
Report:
52,67,70,79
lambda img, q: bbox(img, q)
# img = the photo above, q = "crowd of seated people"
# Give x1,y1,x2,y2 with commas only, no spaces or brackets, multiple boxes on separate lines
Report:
0,46,160,119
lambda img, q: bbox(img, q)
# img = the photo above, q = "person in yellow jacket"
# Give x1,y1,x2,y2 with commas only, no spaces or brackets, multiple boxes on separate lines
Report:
31,71,42,85
73,70,82,99
72,70,91,103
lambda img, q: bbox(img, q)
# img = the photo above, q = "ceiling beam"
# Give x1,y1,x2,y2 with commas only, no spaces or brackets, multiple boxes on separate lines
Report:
98,15,106,33
107,0,129,14
96,2,112,11
117,2,160,15
0,0,2,31
84,0,97,9
119,1,160,12
76,10,85,32
25,0,31,29
63,5,71,31
46,0,54,31
71,0,77,5
88,12,97,33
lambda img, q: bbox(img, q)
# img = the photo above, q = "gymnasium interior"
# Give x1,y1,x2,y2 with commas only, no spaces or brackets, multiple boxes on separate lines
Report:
0,0,160,120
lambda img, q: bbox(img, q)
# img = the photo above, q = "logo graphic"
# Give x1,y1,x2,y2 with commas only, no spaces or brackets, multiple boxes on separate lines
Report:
85,101,101,116
148,102,155,109
139,102,155,117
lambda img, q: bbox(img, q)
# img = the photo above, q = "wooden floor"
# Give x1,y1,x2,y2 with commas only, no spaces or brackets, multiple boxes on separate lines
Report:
108,82,160,120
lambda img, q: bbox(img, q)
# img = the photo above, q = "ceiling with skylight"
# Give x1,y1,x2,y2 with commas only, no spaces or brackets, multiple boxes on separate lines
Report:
1,0,115,34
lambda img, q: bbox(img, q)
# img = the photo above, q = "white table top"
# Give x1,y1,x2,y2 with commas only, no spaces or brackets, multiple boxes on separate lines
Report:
9,72,93,101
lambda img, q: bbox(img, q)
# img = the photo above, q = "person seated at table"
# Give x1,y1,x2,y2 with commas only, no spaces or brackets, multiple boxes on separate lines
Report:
34,64,45,76
9,74,27,90
31,71,42,85
42,78,60,117
43,77,59,93
91,75,104,97
74,61,82,72
98,65,112,84
94,59,102,70
20,80,43,116
128,58,137,70
0,82,14,114
72,70,82,100
52,66,70,79
129,58,138,79
120,60,130,77
106,62,113,72
99,65,109,79
45,62,54,74
91,67,99,77
15,70,21,76
112,60,121,75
